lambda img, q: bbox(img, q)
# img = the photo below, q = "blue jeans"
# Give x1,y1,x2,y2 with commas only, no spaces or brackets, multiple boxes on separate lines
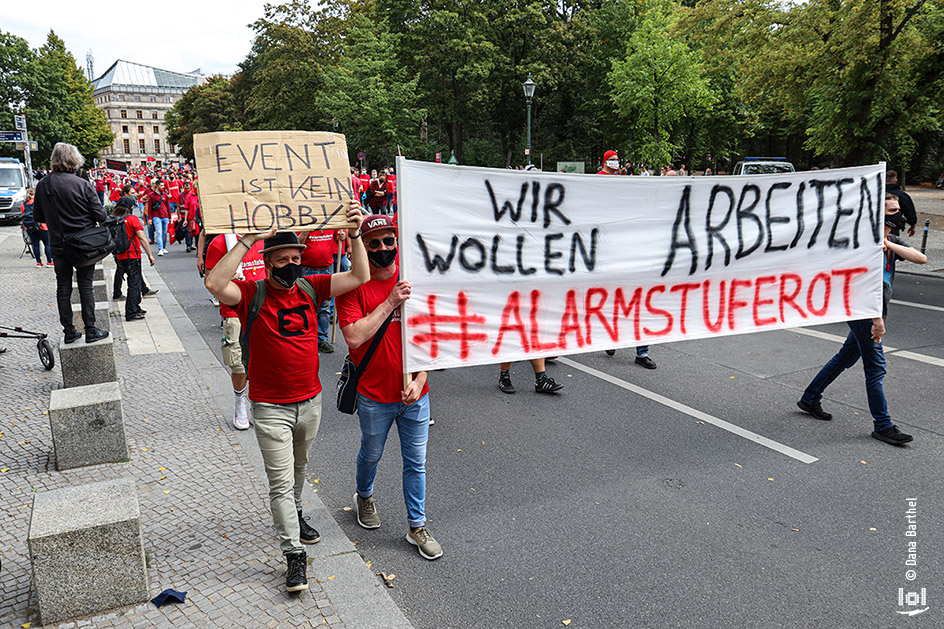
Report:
355,392,430,528
28,229,51,264
152,216,169,250
636,345,650,357
801,319,892,430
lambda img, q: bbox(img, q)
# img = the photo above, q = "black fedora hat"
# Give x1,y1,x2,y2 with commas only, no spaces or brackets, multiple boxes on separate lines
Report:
260,232,305,254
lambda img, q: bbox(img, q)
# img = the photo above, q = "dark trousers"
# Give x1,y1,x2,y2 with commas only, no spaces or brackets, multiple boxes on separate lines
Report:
54,253,95,332
114,254,149,297
29,230,52,264
116,257,143,317
176,221,192,247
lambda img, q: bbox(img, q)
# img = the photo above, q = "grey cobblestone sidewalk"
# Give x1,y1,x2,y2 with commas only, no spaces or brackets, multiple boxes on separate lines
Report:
0,231,346,628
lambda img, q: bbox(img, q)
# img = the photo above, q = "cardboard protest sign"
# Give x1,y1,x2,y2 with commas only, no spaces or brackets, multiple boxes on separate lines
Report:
397,158,886,372
193,131,355,234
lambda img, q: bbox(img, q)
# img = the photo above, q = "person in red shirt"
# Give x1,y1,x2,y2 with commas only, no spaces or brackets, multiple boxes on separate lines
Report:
94,176,106,204
337,214,442,561
204,201,368,593
358,169,370,204
597,149,657,369
146,179,171,255
205,233,265,430
299,228,348,353
385,167,397,213
112,194,155,321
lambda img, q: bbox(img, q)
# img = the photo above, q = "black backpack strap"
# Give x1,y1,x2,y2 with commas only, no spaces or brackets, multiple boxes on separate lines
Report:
354,310,395,379
240,279,268,371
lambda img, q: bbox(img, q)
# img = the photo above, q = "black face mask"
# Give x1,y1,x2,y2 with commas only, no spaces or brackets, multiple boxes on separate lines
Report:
271,262,304,288
368,248,398,268
887,212,905,231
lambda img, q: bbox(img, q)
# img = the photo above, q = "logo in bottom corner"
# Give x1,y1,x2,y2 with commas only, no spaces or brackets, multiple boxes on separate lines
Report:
896,588,928,616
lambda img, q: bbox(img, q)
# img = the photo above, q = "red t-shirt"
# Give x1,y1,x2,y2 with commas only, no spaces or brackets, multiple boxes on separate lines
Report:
301,231,338,269
386,174,396,194
95,179,105,192
168,180,181,203
109,187,122,202
358,174,370,193
232,275,332,404
205,237,265,318
336,269,429,404
115,215,145,260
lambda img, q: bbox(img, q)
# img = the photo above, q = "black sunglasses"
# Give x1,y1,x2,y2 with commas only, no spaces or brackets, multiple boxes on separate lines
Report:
366,236,396,249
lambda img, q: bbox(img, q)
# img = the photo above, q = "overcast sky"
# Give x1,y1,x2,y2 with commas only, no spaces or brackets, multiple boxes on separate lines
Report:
1,0,271,78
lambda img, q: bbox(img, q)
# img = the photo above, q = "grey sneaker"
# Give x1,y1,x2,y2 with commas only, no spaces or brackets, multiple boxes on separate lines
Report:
407,526,443,560
354,493,380,529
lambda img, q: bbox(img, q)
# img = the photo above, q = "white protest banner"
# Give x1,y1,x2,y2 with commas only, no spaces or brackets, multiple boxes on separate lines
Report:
397,158,886,372
193,130,355,234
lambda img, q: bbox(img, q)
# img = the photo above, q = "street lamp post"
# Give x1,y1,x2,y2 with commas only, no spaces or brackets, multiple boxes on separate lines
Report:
522,75,536,166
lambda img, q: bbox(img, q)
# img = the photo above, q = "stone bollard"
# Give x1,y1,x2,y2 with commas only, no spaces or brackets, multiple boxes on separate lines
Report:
93,264,105,281
49,381,128,470
58,333,117,388
70,301,110,333
70,279,108,304
28,478,149,625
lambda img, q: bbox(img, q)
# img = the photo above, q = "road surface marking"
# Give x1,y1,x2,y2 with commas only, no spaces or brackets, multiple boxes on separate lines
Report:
787,327,944,367
891,299,944,314
786,327,898,352
557,357,819,465
888,351,944,367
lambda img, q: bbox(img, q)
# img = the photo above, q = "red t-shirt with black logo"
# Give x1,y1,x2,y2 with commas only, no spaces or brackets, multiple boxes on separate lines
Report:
336,268,429,404
232,274,332,404
205,237,266,318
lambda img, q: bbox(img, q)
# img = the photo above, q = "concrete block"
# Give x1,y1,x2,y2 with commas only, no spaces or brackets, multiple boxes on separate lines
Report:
28,478,149,625
58,333,117,388
70,301,110,333
70,280,107,304
49,381,127,470
92,264,105,281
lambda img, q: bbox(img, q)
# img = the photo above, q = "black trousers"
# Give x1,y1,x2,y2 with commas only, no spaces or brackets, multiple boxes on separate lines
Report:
113,254,149,297
54,252,95,332
116,257,143,317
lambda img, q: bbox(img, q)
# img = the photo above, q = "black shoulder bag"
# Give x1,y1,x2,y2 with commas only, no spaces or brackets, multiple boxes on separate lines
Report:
336,311,395,414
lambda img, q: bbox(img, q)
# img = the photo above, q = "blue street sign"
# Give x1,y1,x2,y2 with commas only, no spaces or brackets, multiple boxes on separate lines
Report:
0,131,24,142
14,115,26,131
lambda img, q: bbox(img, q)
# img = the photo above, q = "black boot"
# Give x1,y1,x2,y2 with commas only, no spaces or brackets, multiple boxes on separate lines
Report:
285,551,309,592
298,509,321,544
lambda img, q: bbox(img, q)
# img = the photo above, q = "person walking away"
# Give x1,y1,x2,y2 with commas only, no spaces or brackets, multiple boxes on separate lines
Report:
204,202,368,592
337,214,442,560
796,193,927,446
21,188,53,266
32,142,109,344
112,198,155,322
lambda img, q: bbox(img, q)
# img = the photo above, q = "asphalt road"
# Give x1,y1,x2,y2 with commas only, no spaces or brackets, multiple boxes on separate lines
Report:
157,240,943,629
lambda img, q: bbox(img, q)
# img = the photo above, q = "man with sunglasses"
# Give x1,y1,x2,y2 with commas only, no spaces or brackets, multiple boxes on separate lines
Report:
336,214,442,560
204,201,368,592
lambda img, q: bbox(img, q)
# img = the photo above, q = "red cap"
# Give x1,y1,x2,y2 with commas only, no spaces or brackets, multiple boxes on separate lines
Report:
361,214,397,237
603,150,618,161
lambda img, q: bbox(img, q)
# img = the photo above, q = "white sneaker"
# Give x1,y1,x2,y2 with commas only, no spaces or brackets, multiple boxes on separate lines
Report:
157,249,165,257
233,396,251,430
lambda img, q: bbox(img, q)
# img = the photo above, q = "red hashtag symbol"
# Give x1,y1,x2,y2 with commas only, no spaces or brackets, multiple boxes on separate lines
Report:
408,292,488,359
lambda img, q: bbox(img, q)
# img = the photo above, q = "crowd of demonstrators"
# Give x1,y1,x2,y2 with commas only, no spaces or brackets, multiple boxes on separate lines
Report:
204,201,369,593
32,143,109,344
298,228,348,354
351,166,398,216
797,193,927,445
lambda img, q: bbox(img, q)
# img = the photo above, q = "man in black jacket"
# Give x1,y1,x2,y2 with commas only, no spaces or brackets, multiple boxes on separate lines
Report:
33,142,109,343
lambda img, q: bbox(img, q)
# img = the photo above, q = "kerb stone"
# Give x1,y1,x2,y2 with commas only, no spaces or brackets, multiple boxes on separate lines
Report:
70,301,110,333
92,264,105,281
49,381,127,470
58,333,117,388
70,280,107,304
28,478,149,625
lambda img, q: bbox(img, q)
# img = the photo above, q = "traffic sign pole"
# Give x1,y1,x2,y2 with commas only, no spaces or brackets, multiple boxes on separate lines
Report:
18,115,33,185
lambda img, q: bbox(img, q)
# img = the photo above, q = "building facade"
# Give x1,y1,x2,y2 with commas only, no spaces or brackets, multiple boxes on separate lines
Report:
92,60,205,167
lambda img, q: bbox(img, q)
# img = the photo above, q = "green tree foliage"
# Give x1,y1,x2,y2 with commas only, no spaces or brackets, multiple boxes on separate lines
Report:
609,3,715,168
315,15,426,166
0,31,112,165
166,76,241,161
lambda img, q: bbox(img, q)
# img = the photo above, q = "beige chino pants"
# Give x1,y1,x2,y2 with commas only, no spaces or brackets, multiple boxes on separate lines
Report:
252,394,322,555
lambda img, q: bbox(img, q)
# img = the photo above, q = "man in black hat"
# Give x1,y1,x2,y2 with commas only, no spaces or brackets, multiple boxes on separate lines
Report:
204,202,368,592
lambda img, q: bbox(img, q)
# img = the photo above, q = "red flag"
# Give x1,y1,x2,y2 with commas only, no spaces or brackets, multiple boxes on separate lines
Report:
146,156,156,162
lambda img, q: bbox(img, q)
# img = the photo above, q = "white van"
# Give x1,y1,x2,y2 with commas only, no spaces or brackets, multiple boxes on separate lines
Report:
0,158,30,224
